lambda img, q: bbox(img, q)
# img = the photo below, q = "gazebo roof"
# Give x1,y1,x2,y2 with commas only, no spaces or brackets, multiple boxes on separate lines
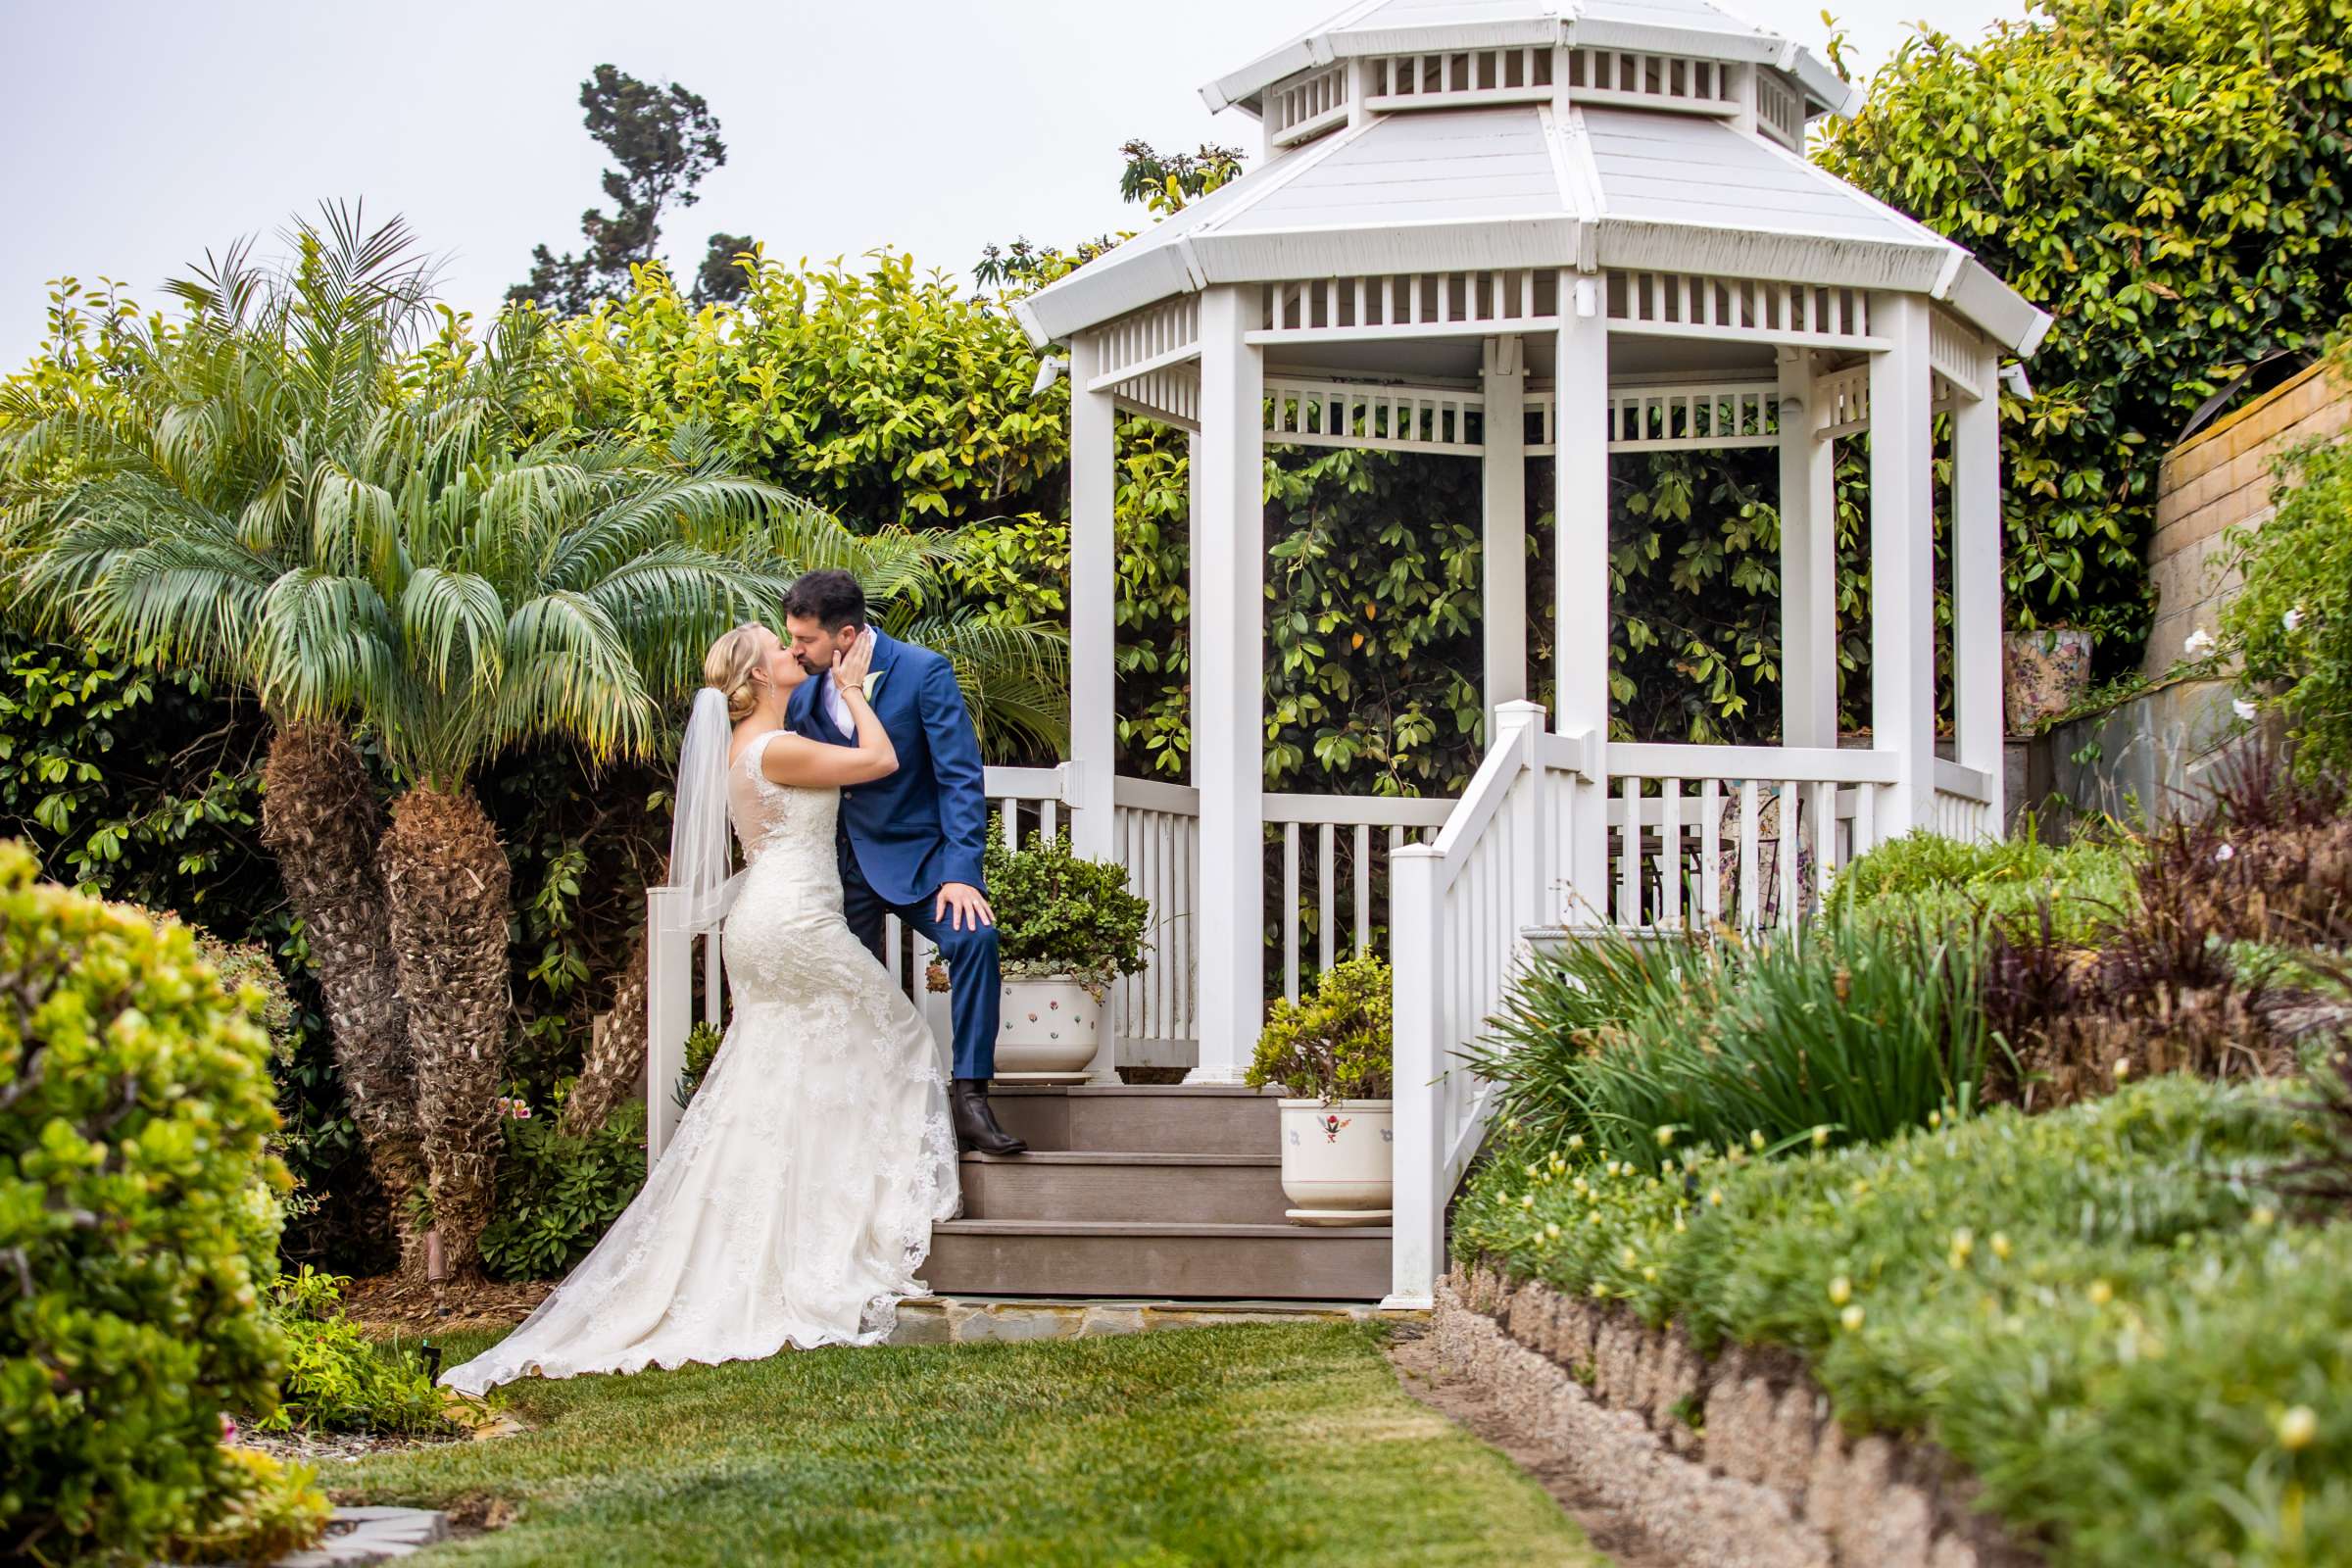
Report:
1015,0,2049,360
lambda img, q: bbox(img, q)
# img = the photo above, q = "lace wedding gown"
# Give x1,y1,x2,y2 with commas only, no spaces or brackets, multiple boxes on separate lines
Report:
441,731,960,1395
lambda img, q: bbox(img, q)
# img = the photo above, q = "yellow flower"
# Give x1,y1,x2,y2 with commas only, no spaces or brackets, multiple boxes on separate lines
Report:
1544,1221,1562,1240
1520,1194,1536,1209
1949,1228,1975,1262
1749,1129,1766,1151
1642,1265,1658,1281
1839,1304,1865,1333
1620,1247,1639,1268
1567,1134,1585,1151
1526,1162,1542,1178
1811,1126,1831,1149
2087,1280,2114,1307
1928,1109,1941,1129
1990,1233,2012,1260
1572,1178,1589,1195
1673,1214,1688,1234
1655,1125,1676,1148
1828,1276,1852,1306
2250,1205,2278,1228
1591,1282,1609,1298
1706,1188,1725,1207
2113,1057,2132,1082
2278,1405,2318,1451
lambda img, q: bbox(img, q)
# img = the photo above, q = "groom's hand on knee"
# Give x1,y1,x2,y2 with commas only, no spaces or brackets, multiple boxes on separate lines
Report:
936,881,995,932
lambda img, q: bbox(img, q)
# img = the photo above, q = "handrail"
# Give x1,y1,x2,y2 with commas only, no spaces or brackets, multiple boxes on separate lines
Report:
1609,741,1895,784
1934,759,1992,802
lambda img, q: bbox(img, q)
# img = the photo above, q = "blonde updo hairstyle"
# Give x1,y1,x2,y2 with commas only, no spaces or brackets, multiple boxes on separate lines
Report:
704,623,772,722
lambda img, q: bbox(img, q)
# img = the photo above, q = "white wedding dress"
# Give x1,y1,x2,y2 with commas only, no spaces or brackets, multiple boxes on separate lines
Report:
441,731,960,1395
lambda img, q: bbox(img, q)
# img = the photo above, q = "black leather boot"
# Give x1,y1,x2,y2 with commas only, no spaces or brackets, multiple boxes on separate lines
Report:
952,1079,1028,1156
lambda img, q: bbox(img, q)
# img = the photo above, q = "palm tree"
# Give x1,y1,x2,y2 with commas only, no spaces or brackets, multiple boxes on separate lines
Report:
231,396,791,1276
1,206,445,1271
558,509,1070,1136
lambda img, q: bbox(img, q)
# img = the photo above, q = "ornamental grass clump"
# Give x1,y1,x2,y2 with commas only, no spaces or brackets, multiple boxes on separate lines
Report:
1830,826,2137,947
1470,913,1992,1173
1456,1074,2347,1567
0,842,290,1563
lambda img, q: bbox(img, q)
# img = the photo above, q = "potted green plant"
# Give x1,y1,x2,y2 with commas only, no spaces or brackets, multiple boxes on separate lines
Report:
1245,955,1394,1226
979,831,1150,1081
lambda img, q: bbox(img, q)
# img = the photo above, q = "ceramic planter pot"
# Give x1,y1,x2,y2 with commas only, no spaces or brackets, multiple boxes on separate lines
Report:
992,975,1102,1082
2004,626,2095,732
1277,1099,1393,1225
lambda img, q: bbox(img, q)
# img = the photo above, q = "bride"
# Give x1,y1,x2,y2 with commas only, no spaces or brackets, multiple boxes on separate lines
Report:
441,624,959,1395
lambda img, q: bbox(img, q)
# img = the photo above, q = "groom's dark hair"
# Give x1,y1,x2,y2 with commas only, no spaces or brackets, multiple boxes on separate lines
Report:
783,568,865,632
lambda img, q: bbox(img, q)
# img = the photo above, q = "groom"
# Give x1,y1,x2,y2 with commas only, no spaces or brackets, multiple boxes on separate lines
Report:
782,568,1028,1157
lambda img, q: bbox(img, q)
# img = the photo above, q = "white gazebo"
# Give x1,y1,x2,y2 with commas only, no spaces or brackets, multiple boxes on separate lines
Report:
649,0,2049,1307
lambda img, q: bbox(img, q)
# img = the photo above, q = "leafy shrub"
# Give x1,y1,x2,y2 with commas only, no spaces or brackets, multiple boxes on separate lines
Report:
1246,955,1393,1102
672,1019,724,1110
0,842,289,1563
1831,827,2137,947
2225,417,2352,775
261,1267,458,1436
984,831,1150,985
161,1447,332,1566
1471,915,1993,1172
1457,1075,2343,1567
478,1101,647,1281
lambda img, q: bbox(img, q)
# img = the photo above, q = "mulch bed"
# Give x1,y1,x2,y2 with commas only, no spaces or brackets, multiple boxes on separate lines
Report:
341,1274,556,1335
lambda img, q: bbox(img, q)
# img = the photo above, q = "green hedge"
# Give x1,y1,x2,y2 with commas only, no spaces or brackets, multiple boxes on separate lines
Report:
1457,1076,2344,1566
0,842,289,1562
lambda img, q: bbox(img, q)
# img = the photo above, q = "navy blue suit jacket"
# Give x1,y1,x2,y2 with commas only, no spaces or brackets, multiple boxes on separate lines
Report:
786,629,988,906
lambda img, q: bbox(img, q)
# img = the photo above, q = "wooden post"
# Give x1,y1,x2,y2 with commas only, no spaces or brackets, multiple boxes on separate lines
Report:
1554,274,1611,923
1187,284,1267,1085
1493,700,1548,931
1067,331,1122,1081
1952,342,2006,836
1868,293,1936,838
1482,335,1529,719
1385,842,1443,1308
1777,346,1837,748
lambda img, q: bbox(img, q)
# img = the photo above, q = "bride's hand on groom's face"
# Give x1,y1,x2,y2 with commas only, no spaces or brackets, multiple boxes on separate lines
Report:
836,630,876,692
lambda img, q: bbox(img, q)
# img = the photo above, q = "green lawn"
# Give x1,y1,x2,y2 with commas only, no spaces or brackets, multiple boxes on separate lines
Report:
346,1321,1600,1566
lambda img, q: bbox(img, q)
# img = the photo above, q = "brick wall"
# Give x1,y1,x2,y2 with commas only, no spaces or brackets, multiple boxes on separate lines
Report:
2143,362,2351,679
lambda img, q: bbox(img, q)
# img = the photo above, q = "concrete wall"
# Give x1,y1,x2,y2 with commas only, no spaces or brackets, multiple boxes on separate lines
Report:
2143,362,2350,678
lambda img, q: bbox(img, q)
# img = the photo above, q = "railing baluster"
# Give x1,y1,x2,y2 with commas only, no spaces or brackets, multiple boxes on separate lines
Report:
1041,797,1057,840
1699,776,1721,927
1813,780,1836,915
1318,824,1337,978
1618,775,1641,926
1283,821,1301,1004
1778,780,1801,933
1659,778,1682,926
1353,822,1372,955
1738,779,1761,933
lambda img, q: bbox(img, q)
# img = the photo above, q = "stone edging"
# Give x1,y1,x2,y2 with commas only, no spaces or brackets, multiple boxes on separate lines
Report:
1436,1266,2039,1568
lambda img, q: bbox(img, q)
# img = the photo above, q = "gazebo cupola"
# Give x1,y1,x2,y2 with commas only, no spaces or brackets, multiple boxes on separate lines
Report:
1010,0,2051,1109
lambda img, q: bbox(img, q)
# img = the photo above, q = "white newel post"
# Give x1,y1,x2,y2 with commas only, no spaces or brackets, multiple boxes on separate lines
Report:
1867,293,1936,838
1481,335,1529,719
1066,329,1121,1079
1952,344,2006,836
1385,842,1443,1308
1187,283,1267,1084
1493,699,1548,929
644,887,691,1163
1554,276,1611,924
1777,346,1838,749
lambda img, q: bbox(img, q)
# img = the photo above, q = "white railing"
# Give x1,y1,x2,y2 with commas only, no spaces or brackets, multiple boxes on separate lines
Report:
1265,793,1452,1004
1366,46,1554,111
1112,775,1200,1064
1563,47,1736,114
1933,760,1996,841
1266,63,1349,148
1389,703,1577,1306
1598,744,1893,932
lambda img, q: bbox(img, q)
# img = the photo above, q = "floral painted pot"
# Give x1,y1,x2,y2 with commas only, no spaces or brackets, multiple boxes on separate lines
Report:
1277,1099,1393,1225
2004,626,2095,733
993,976,1102,1081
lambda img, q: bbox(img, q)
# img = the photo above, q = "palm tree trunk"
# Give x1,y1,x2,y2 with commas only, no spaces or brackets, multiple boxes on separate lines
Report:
260,724,427,1276
561,921,651,1137
379,781,513,1281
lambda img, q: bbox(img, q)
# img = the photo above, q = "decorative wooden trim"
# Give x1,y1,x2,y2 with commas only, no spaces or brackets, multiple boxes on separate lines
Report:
1266,377,1484,455
1365,45,1554,112
1754,69,1806,150
1250,270,1561,344
1564,47,1739,116
1113,365,1201,431
1088,296,1201,392
1929,307,1988,402
1605,270,1883,350
1812,362,1870,437
1266,63,1350,149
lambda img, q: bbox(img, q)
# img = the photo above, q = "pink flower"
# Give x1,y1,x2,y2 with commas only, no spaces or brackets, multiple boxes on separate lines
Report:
220,1412,238,1444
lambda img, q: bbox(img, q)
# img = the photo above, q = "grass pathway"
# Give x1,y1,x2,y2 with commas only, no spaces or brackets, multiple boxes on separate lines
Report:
346,1322,1601,1566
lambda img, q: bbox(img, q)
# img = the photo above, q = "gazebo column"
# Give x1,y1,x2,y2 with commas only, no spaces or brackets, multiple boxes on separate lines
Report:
1481,335,1529,717
1065,329,1121,1081
1867,294,1937,839
1187,284,1266,1083
1951,344,2007,833
1777,347,1838,748
1554,276,1611,922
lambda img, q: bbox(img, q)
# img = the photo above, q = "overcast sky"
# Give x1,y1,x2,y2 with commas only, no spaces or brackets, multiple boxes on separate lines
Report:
0,0,2028,371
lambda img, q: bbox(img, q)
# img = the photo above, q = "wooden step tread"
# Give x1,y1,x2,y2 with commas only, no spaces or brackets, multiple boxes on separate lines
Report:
989,1084,1283,1098
959,1151,1278,1167
935,1219,1390,1239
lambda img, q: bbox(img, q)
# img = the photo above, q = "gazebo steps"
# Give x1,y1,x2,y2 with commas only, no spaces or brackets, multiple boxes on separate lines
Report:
928,1085,1388,1300
957,1150,1289,1225
985,1082,1282,1155
923,1220,1391,1301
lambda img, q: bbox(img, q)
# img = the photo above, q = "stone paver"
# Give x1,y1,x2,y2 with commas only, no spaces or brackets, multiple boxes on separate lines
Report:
273,1506,449,1567
886,1296,1424,1347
